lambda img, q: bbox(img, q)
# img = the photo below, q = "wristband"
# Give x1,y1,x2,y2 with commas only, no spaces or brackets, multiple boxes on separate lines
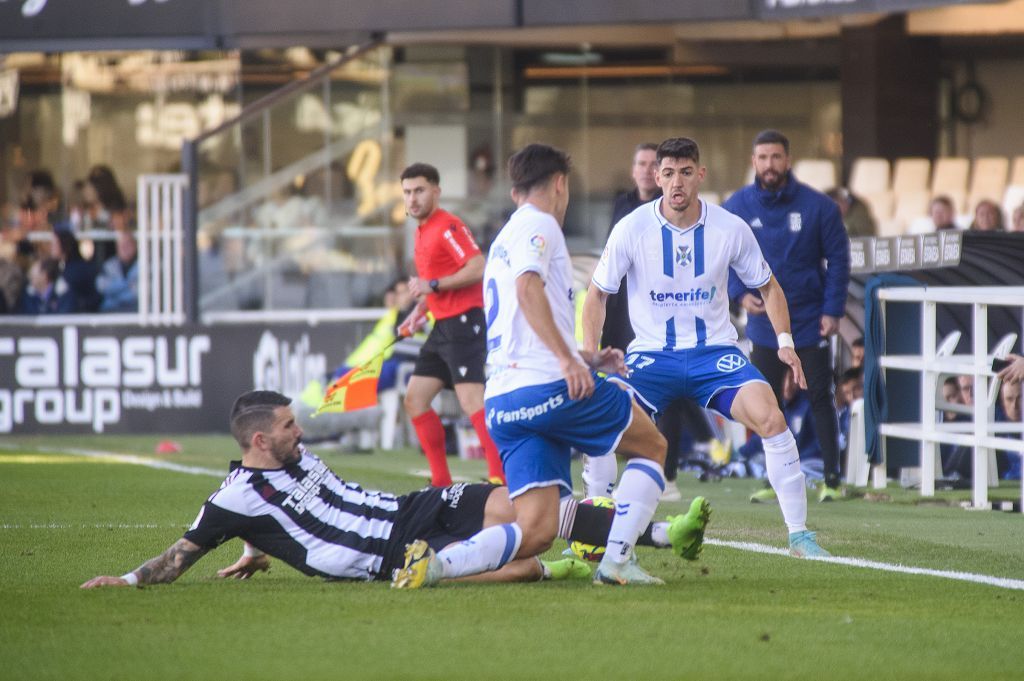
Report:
777,332,795,350
243,543,265,558
120,572,139,586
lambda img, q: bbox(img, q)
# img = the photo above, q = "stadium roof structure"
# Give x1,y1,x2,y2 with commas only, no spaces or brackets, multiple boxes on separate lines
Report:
0,0,1004,53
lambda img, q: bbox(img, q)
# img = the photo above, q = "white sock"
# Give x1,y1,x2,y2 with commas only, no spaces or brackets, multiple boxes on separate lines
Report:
437,522,523,579
604,458,664,565
582,454,617,498
650,522,670,547
763,430,808,534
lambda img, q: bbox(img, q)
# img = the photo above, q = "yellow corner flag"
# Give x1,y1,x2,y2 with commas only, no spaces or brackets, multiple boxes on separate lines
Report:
313,354,384,416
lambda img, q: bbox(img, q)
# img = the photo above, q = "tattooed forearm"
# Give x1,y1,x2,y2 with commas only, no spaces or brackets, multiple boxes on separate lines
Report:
131,539,209,585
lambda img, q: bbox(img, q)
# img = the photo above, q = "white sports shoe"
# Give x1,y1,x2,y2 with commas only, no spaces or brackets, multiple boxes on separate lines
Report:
659,483,682,502
593,555,664,586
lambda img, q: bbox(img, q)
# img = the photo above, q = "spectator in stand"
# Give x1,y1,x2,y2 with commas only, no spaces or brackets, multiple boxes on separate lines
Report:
82,165,130,231
0,254,24,314
998,354,1024,383
96,230,138,313
51,230,100,312
969,199,1004,232
27,169,72,231
957,374,974,407
939,375,971,479
17,257,75,314
835,367,863,453
997,377,1021,480
825,187,876,238
724,129,850,502
1011,204,1024,233
929,196,958,231
850,336,865,369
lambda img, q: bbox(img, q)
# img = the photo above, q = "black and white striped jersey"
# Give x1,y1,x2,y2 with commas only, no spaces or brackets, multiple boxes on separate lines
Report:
183,446,402,581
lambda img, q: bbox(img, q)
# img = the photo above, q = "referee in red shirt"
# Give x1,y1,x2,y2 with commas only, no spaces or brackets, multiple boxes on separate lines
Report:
398,163,505,487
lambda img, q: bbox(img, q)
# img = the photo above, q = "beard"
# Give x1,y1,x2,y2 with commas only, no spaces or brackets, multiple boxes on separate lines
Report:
757,170,785,191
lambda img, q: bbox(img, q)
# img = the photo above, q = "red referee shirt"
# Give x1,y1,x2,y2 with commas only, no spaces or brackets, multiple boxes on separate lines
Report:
413,208,484,320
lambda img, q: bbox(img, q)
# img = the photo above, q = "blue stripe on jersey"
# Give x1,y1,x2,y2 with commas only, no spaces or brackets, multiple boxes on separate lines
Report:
664,318,677,351
661,226,673,278
694,224,705,277
695,316,707,346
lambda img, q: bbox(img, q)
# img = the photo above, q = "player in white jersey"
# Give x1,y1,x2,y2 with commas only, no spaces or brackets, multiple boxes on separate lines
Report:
583,137,830,558
393,143,709,589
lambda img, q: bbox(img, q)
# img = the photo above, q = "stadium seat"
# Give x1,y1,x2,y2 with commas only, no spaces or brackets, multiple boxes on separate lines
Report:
967,156,1009,212
930,157,970,212
1010,156,1024,186
849,157,891,196
892,157,931,195
860,191,894,223
1002,185,1024,223
793,158,836,192
881,189,931,236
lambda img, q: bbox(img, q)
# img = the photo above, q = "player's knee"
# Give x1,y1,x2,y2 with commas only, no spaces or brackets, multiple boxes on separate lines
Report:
403,391,426,415
516,521,556,557
756,408,788,438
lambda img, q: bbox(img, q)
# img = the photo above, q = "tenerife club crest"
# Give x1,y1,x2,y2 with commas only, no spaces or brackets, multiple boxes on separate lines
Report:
675,244,693,268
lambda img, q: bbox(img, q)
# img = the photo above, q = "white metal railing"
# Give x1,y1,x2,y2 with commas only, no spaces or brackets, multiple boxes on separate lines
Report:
137,174,188,326
877,286,1024,511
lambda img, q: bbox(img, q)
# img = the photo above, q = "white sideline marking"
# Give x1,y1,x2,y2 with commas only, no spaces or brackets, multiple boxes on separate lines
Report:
0,444,223,478
707,538,1024,591
2,523,185,530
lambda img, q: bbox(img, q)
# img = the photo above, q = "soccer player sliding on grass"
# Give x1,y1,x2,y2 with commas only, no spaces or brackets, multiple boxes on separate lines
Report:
81,390,708,590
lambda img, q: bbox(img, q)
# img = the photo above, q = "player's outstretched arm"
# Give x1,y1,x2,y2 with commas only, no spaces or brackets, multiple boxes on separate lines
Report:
80,538,209,589
581,283,608,355
217,543,271,580
757,276,807,389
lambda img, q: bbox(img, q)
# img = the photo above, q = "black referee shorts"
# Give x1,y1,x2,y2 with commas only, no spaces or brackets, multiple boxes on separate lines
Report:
379,482,497,580
413,307,487,387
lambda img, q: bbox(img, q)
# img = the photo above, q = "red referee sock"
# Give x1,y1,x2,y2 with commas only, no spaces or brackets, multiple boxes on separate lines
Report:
411,410,452,487
470,409,505,484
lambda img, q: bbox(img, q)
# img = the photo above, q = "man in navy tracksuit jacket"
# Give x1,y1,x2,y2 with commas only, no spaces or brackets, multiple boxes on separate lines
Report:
724,130,850,497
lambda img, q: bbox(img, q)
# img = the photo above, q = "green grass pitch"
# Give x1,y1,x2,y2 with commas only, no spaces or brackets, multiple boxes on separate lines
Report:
1,435,1022,681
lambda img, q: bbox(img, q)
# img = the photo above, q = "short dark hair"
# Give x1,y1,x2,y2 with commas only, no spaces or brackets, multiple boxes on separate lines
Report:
943,375,960,390
230,390,291,449
635,142,658,155
53,230,83,263
656,137,700,165
507,144,571,195
931,195,954,211
37,257,60,284
840,367,863,384
753,129,790,154
852,336,865,348
400,163,440,185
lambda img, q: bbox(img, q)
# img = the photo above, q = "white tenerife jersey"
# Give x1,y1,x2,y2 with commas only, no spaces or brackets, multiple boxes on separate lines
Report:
183,446,401,581
592,197,772,353
484,202,581,397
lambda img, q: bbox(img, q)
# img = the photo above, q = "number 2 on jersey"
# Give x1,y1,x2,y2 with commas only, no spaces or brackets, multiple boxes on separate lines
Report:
485,278,501,351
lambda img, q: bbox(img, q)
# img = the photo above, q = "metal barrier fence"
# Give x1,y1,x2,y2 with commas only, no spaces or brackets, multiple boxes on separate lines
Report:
877,286,1023,511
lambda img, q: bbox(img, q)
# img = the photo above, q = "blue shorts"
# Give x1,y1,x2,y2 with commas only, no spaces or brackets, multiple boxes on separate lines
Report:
618,345,767,419
485,375,633,499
